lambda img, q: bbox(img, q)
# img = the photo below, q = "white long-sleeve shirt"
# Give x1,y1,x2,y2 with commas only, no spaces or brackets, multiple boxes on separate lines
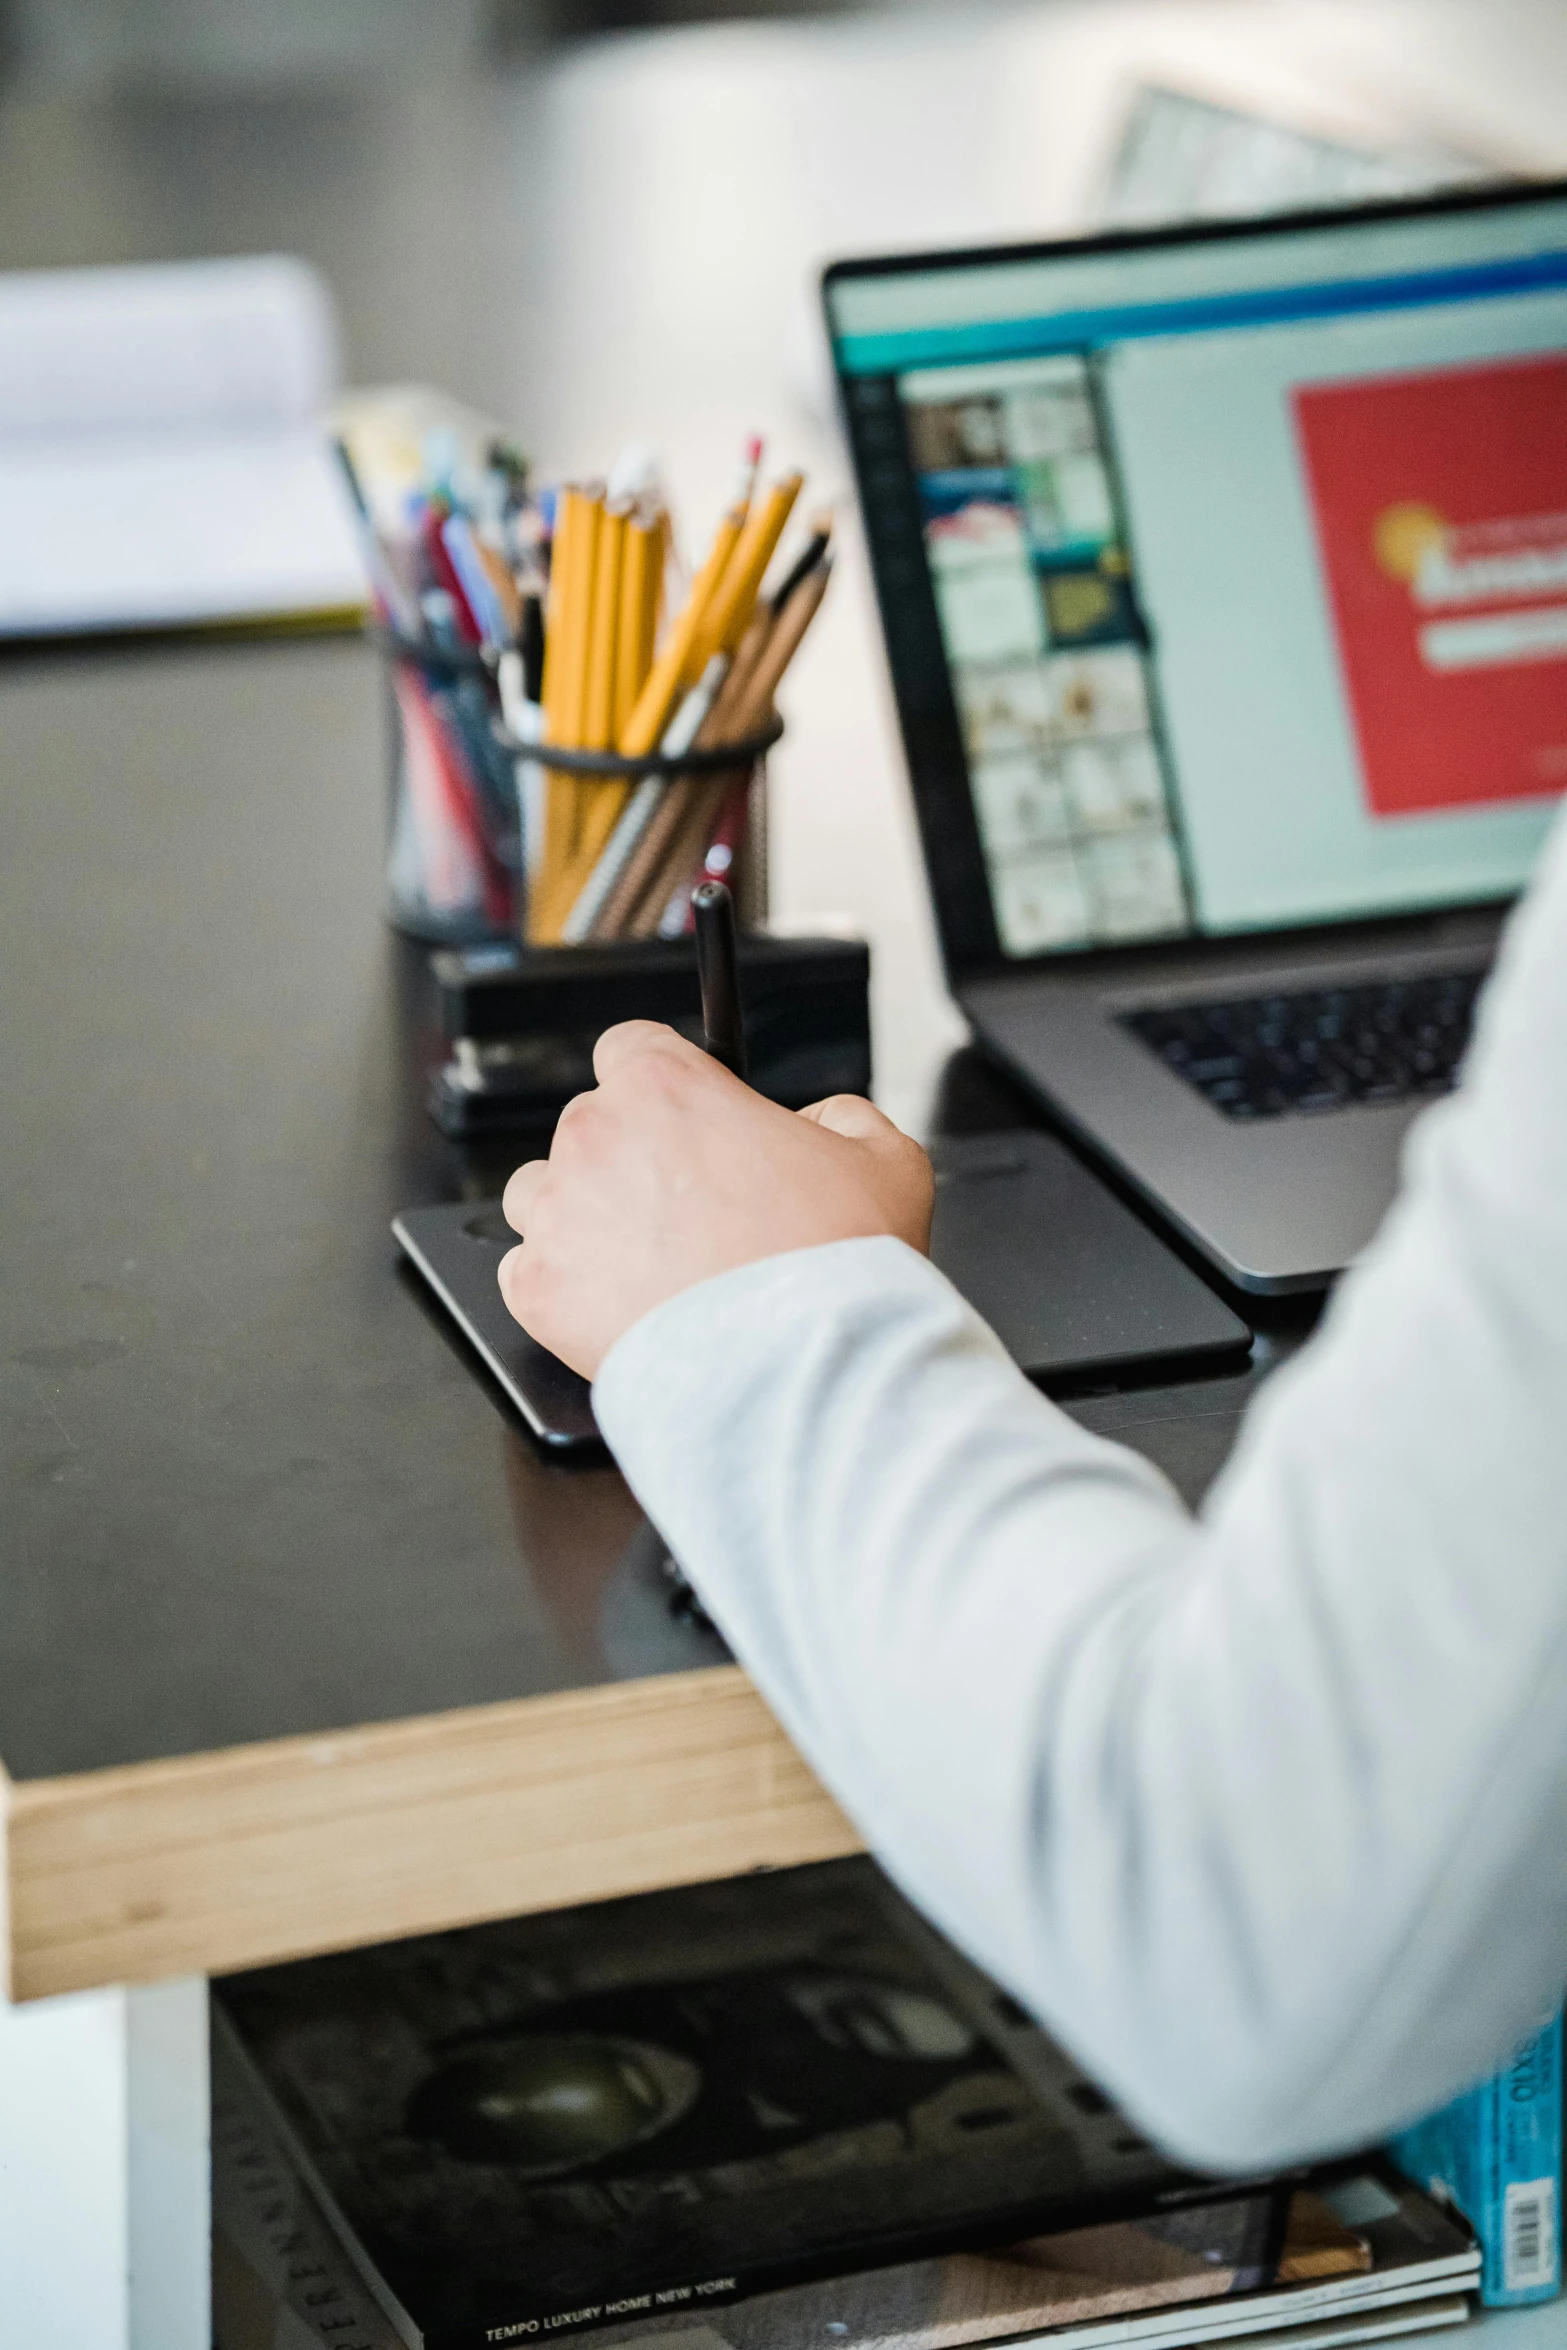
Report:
593,807,1567,2178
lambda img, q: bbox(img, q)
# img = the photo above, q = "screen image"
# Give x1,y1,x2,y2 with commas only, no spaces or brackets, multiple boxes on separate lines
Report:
829,194,1567,959
1294,352,1567,818
904,355,1188,954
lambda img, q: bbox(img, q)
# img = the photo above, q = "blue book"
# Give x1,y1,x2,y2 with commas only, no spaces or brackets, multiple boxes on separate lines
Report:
1388,2010,1562,2307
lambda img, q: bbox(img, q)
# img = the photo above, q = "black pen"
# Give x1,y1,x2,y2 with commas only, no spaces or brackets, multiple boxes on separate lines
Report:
768,515,832,618
691,879,748,1081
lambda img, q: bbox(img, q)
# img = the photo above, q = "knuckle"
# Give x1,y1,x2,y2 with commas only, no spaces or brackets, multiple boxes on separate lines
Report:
625,1049,691,1111
594,1018,677,1077
550,1092,602,1163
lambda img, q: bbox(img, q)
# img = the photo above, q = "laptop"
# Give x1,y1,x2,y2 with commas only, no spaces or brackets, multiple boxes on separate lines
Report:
826,180,1567,1293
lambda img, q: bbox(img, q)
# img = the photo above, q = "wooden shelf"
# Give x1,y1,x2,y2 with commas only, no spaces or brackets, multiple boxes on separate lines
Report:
4,1667,860,1999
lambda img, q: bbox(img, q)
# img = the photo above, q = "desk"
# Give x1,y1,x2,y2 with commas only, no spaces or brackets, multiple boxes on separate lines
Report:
0,636,1305,2344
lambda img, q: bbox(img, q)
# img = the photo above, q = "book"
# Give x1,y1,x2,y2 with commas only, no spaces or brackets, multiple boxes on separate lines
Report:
215,2033,406,2350
1387,2008,1562,2306
667,2165,1476,2350
213,1997,1479,2350
0,256,366,636
214,1857,1241,2349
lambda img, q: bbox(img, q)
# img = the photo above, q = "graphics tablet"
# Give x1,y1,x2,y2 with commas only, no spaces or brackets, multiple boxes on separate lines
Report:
394,1132,1249,1454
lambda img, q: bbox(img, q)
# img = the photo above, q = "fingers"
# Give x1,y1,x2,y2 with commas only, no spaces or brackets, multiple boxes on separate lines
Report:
593,1019,706,1084
502,1155,548,1236
797,1094,934,1256
798,1093,909,1146
496,1241,529,1322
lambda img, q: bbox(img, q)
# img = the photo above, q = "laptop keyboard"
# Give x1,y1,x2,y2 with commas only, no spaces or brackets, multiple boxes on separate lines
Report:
1121,968,1485,1121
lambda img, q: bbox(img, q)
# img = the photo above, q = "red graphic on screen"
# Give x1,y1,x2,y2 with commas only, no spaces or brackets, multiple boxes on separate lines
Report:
1293,353,1567,818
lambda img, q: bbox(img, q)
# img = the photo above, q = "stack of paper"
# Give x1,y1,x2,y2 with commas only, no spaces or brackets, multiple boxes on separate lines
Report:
0,254,368,635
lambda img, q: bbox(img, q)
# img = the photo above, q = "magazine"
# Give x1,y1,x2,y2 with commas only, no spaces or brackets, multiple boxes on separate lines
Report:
213,2003,1476,2350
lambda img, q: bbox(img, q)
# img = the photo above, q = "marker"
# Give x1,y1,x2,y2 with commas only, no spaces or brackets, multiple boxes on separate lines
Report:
691,879,747,1080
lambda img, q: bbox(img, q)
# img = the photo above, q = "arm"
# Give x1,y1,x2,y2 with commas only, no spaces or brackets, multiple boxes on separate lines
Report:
503,815,1567,2173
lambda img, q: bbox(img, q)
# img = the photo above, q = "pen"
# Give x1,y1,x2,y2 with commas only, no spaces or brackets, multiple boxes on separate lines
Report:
766,510,833,619
332,434,420,636
519,590,546,704
692,878,748,1080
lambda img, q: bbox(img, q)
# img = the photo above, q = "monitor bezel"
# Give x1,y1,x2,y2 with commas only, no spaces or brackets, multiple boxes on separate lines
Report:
823,175,1567,988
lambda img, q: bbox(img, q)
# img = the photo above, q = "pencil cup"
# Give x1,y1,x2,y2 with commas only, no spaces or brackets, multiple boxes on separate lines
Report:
495,715,781,946
380,627,525,945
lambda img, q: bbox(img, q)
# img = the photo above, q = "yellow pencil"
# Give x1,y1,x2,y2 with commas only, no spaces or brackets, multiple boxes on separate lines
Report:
654,506,674,637
618,483,752,760
539,504,668,940
538,486,580,747
614,508,662,747
582,501,628,754
689,472,803,673
540,483,602,750
544,508,670,940
558,488,602,753
534,485,602,938
532,503,635,941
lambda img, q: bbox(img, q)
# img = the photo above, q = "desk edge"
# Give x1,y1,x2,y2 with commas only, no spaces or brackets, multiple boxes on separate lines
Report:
2,1669,863,2000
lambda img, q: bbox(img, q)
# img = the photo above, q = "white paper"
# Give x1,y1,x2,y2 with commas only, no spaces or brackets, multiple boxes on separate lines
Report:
0,256,367,632
0,255,337,440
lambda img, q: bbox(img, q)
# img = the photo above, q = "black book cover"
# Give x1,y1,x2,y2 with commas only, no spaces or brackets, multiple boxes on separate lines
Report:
214,1859,1233,2350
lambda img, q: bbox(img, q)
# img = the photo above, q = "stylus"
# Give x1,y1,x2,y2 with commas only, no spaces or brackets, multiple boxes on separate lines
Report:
692,879,748,1080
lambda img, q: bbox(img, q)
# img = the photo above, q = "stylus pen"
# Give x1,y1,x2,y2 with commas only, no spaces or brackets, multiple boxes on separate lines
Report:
692,879,748,1081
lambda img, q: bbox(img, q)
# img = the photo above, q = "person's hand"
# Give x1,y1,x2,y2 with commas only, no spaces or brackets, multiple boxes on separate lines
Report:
498,1021,934,1380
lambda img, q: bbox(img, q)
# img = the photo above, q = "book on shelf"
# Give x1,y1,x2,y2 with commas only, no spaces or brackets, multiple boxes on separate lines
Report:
1387,2007,1562,2307
213,1858,1480,2350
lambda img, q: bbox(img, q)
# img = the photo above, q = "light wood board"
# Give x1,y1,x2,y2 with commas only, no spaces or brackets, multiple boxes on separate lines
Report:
1,1668,862,2001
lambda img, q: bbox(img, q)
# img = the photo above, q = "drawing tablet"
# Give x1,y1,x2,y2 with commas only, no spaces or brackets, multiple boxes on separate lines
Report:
928,1132,1250,1386
394,1131,1249,1453
394,1202,600,1451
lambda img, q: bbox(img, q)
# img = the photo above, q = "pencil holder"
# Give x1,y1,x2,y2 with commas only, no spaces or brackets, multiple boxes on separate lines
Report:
379,627,525,945
496,715,782,947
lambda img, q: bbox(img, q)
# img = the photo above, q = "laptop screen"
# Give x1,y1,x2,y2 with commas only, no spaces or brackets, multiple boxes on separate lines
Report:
826,187,1567,968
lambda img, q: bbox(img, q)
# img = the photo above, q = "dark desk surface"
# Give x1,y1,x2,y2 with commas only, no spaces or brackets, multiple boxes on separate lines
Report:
0,635,1310,1998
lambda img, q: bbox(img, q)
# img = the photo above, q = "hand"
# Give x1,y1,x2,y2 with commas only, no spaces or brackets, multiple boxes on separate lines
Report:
498,1021,934,1380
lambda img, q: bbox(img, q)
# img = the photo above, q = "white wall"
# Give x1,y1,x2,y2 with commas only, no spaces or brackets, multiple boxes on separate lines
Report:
494,0,1567,1118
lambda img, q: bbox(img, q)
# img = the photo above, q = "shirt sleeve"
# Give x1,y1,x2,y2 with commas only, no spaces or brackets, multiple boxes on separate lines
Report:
592,811,1567,2177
